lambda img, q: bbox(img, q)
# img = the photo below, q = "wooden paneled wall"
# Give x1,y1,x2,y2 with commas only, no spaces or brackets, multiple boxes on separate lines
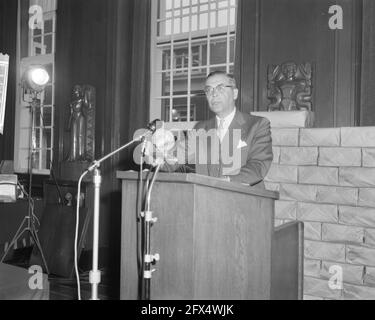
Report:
236,0,363,128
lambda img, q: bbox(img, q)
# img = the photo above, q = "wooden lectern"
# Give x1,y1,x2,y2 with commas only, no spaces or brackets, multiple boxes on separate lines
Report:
117,171,303,300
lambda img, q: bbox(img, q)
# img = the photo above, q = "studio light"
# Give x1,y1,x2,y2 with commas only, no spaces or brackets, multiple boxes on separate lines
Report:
21,65,49,93
1,64,51,273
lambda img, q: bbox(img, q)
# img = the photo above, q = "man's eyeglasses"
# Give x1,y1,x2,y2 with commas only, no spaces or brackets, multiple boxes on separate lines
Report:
204,84,234,96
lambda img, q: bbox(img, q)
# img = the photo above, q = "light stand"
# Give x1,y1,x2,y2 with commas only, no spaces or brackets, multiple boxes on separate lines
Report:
1,92,49,274
78,122,159,300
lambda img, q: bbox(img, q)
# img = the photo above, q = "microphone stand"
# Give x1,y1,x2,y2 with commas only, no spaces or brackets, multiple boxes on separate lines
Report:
80,128,155,300
141,163,161,300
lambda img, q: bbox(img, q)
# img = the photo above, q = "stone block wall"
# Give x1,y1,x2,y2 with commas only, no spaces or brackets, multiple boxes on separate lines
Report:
265,127,375,300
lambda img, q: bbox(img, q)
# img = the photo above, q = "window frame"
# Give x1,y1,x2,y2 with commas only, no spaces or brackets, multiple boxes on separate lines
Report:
150,0,237,124
13,0,57,175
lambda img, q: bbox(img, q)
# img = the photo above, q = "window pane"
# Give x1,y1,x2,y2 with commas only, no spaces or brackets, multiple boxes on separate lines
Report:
210,39,227,65
173,76,188,95
44,63,53,84
35,107,42,127
32,36,43,56
182,16,189,33
43,128,52,148
33,28,42,36
43,107,52,127
199,12,208,30
230,37,235,63
43,85,52,105
173,17,181,34
163,98,199,122
162,71,172,96
218,9,228,27
162,46,171,70
43,150,52,170
44,19,53,33
35,129,41,148
44,34,53,54
174,46,189,71
32,151,40,169
174,0,181,9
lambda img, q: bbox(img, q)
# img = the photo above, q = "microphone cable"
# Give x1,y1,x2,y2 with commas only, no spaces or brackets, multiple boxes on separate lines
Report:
74,170,88,300
137,138,147,299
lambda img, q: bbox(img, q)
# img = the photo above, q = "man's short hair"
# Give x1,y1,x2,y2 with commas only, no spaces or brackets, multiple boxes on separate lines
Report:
206,71,237,88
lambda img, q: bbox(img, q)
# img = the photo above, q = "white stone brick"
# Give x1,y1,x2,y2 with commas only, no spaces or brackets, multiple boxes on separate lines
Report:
304,259,321,277
272,147,280,164
322,224,364,243
341,127,375,147
365,229,375,247
279,184,317,202
359,189,375,208
299,166,338,186
363,148,375,168
319,147,362,167
339,168,375,187
300,128,340,147
321,261,364,285
304,276,343,299
265,164,298,183
305,240,346,262
271,128,299,146
316,186,358,206
298,202,338,223
304,222,322,240
346,245,375,267
274,200,297,220
264,182,280,192
339,205,375,228
364,267,375,286
343,284,375,300
280,147,318,166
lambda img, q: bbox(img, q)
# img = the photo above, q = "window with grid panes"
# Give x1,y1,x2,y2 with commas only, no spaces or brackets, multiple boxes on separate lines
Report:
14,0,57,174
150,0,237,124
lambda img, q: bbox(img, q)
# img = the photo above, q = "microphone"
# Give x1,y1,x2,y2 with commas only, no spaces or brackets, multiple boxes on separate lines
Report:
146,119,161,134
152,128,175,153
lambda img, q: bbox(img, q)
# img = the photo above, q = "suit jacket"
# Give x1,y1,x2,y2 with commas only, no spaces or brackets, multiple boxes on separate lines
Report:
165,110,273,188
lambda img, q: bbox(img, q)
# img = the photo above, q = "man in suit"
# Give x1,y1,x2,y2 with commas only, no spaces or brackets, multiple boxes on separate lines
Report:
153,71,273,188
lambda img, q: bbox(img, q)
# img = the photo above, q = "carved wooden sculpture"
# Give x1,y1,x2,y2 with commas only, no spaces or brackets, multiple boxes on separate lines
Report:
267,62,312,111
66,85,95,162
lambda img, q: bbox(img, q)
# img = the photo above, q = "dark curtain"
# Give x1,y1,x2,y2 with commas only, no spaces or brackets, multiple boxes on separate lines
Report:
55,0,151,298
234,0,259,113
0,0,17,161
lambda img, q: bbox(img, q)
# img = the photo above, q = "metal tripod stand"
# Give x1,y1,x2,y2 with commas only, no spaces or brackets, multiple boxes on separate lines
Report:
1,96,49,274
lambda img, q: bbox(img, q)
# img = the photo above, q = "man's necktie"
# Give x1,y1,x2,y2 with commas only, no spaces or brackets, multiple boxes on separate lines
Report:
217,119,225,142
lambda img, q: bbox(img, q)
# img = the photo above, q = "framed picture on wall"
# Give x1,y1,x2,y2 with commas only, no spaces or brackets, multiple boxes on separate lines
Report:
0,53,9,135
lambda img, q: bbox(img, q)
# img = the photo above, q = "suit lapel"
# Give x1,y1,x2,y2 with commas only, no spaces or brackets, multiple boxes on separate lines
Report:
224,110,246,155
